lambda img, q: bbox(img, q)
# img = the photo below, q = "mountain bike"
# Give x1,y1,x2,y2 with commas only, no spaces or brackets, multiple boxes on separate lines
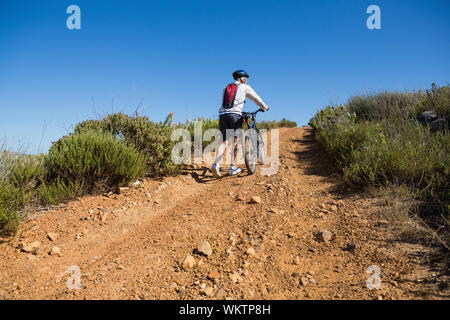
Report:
242,109,266,174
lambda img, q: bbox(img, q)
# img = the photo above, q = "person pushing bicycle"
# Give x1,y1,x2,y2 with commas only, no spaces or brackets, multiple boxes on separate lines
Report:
211,70,269,177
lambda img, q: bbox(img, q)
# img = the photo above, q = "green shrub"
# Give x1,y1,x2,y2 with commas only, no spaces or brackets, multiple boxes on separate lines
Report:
8,154,45,189
0,153,46,235
348,91,419,122
38,178,85,205
259,118,297,129
342,121,449,202
0,183,30,235
44,130,146,196
74,113,180,176
309,84,450,211
185,118,220,149
415,83,450,119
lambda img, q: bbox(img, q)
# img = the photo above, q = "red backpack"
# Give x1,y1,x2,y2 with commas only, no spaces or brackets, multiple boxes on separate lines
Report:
222,83,240,109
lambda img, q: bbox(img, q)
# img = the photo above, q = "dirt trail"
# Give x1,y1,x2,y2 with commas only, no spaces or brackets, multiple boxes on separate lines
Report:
0,127,447,300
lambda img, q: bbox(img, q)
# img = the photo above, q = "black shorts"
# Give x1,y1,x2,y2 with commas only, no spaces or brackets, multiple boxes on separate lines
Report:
219,113,243,141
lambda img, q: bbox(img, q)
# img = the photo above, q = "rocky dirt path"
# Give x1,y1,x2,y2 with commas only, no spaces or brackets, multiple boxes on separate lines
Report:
0,127,448,300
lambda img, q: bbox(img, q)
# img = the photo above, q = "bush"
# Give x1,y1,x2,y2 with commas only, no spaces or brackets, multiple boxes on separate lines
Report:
309,84,450,212
38,178,85,205
74,113,180,176
185,118,220,149
0,153,45,235
0,185,22,235
342,121,449,203
348,91,419,122
259,118,297,129
44,130,146,196
415,83,450,119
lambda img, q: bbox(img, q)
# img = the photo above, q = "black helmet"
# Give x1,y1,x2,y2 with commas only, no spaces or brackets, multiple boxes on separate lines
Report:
232,70,250,80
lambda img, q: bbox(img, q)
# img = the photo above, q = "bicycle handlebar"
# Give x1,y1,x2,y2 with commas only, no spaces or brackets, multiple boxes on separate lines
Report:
242,108,267,117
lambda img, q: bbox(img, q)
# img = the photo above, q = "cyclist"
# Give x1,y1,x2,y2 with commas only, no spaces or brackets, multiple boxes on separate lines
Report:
211,70,269,177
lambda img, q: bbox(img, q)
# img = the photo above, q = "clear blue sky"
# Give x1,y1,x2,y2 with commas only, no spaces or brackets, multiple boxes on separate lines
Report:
1,0,449,153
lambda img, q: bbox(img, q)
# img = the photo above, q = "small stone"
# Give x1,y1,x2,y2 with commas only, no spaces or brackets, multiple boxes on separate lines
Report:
287,232,296,238
199,286,214,296
230,272,243,283
236,195,247,202
196,241,213,257
49,246,61,256
181,255,196,269
216,288,226,299
208,271,220,281
293,256,301,265
47,232,58,242
250,196,261,204
245,247,256,256
117,187,130,195
19,241,41,254
300,277,309,286
130,180,144,188
329,205,338,212
314,230,332,243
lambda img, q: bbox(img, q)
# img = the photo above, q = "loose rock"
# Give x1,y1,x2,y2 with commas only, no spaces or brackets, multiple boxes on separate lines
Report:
50,246,61,256
181,255,196,269
250,196,262,204
208,271,220,282
230,272,243,283
216,288,226,299
19,241,41,255
196,241,213,257
117,187,130,195
314,230,332,243
47,232,58,242
199,286,214,296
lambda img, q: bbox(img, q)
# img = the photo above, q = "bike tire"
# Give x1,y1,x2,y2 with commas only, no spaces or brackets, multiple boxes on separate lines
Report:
257,132,266,165
244,135,257,174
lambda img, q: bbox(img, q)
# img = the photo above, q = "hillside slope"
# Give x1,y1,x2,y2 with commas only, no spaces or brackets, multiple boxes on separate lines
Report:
0,127,447,300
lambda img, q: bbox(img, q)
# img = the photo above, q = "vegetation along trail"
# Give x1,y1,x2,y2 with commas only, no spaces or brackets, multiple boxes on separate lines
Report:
0,127,448,299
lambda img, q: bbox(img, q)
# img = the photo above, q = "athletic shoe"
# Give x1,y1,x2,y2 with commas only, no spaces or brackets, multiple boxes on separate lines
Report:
211,164,221,178
229,165,242,176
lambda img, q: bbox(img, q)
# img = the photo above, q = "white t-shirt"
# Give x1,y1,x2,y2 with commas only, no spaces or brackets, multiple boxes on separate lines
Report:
219,80,269,115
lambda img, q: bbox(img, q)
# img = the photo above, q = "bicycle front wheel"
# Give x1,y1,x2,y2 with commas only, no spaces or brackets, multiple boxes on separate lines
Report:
257,131,266,165
244,135,257,174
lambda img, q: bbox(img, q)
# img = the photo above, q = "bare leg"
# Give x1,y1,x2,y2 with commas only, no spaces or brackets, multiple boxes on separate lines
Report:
231,136,239,166
213,140,229,166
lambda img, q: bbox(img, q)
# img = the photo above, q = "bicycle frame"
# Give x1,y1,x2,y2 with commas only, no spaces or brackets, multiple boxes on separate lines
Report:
242,109,262,131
